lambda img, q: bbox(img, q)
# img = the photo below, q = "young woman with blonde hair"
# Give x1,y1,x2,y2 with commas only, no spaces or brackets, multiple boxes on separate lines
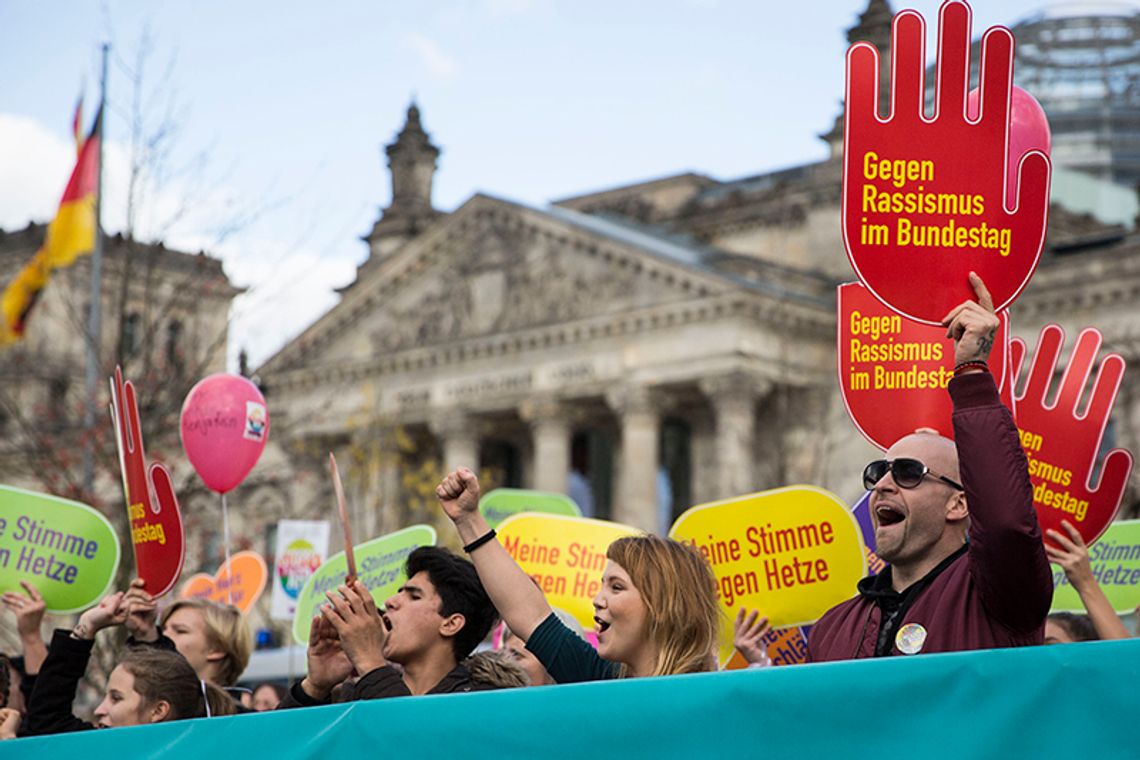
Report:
437,467,720,681
124,580,252,688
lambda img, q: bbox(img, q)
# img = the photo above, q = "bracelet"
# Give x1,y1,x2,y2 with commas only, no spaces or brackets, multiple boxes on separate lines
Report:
463,529,497,553
953,360,989,377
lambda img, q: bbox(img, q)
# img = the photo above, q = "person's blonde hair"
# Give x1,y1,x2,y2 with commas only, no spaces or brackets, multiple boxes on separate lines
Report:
605,535,720,677
160,598,252,686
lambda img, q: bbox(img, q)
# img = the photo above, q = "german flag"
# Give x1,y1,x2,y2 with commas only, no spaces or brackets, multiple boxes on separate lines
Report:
1,105,101,345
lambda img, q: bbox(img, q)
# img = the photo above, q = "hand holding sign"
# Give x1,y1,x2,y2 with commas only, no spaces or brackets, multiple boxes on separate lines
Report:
843,0,1050,323
1010,326,1133,548
122,577,159,642
111,367,186,597
322,580,388,675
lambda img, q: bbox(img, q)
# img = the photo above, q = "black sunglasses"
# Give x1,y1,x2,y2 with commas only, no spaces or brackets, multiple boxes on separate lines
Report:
862,458,964,492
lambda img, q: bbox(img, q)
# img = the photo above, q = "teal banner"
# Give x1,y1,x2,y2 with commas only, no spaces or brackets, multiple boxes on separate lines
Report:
8,639,1137,757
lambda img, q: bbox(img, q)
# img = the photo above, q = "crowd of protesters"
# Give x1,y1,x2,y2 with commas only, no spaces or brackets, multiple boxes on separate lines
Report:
1,273,1136,739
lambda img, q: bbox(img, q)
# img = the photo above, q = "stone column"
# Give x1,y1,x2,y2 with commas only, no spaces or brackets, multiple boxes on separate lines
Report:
520,396,572,494
688,411,717,506
700,373,768,500
607,386,660,531
431,412,480,474
377,455,401,532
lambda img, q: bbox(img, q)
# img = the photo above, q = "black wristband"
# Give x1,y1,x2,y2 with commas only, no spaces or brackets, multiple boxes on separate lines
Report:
463,529,497,553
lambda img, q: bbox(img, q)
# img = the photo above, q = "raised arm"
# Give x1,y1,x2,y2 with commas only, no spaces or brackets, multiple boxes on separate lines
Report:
437,467,553,642
26,592,127,736
1,581,48,676
945,273,1052,633
1046,521,1131,640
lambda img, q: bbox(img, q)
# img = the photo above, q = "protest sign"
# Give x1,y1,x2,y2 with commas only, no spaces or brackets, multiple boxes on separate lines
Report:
722,625,811,670
841,0,1050,323
1050,519,1140,613
180,550,268,612
496,513,639,631
270,520,329,621
110,367,186,596
838,282,1012,448
0,486,120,613
669,486,865,664
1010,326,1133,547
479,488,582,530
292,524,436,644
850,490,886,577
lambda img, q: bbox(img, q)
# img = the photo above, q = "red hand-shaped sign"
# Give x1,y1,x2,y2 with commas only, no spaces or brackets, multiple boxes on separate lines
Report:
1010,327,1133,548
110,367,186,596
838,281,1012,449
842,1,1051,323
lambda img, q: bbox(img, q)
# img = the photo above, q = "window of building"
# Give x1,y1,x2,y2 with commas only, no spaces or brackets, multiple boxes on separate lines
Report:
121,312,142,357
166,319,183,367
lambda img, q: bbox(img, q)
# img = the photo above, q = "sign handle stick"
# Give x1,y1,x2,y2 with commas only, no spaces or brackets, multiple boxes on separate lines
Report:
220,492,233,605
330,453,357,584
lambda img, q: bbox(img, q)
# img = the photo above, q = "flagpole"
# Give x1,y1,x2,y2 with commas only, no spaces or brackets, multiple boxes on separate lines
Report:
81,43,109,499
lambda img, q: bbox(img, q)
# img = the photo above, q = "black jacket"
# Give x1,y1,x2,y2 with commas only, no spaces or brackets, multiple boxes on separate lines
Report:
24,629,98,736
279,661,492,709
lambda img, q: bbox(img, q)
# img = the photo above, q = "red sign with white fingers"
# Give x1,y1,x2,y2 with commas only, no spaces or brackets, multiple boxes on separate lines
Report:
111,367,186,597
1010,326,1133,548
841,0,1050,323
838,282,1012,449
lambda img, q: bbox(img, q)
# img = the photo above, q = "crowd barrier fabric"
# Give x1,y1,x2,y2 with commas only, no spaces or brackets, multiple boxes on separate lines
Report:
10,639,1137,758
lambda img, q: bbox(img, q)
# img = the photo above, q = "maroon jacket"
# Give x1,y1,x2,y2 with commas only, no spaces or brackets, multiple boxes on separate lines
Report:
808,371,1052,660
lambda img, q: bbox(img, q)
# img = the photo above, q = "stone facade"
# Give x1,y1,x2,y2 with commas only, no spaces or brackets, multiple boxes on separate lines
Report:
0,225,242,573
250,2,1140,572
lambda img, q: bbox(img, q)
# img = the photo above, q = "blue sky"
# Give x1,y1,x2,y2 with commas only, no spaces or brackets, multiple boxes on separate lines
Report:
0,0,1121,366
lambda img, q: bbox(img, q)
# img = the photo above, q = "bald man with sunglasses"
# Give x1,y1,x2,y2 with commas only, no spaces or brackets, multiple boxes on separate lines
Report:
808,274,1052,660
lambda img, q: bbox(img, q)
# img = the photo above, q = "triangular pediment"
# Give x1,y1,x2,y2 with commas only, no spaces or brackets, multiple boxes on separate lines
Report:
261,194,749,373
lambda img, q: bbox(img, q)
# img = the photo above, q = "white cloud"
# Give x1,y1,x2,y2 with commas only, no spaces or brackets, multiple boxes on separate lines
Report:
222,236,356,368
0,115,75,228
405,33,459,80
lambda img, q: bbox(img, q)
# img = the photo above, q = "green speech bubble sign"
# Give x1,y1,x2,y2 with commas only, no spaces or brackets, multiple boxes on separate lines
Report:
479,488,581,530
0,486,121,613
1052,519,1140,613
292,524,437,644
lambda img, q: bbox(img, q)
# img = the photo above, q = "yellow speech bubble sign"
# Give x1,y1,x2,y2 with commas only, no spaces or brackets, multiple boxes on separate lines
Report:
496,513,640,631
669,486,866,664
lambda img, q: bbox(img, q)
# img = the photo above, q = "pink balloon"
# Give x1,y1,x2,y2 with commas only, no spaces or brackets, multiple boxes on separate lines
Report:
967,85,1051,209
180,374,269,493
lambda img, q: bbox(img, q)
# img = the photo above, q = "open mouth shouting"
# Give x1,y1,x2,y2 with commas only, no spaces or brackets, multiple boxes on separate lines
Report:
875,504,906,527
594,616,611,636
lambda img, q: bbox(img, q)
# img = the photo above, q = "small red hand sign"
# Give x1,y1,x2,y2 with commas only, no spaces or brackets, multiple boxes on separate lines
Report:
842,1,1050,323
1010,327,1133,548
110,367,186,596
838,282,1012,449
